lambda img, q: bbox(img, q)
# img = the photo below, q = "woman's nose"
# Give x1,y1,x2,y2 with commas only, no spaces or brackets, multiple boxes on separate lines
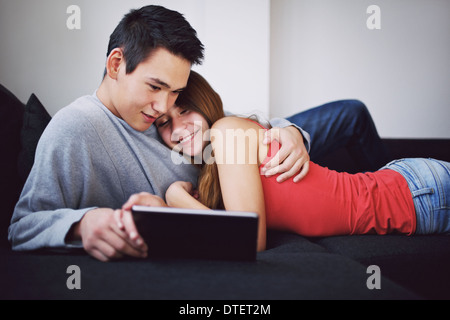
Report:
171,116,188,140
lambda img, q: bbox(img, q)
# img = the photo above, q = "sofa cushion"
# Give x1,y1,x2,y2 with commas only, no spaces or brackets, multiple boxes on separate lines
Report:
0,244,419,300
0,84,25,248
314,235,450,299
18,93,52,184
266,230,328,253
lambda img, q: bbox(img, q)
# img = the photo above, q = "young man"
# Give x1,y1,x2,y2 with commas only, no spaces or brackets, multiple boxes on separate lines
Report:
9,5,310,262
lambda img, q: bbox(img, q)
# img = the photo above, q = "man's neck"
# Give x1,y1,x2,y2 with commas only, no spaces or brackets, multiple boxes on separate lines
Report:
96,81,118,118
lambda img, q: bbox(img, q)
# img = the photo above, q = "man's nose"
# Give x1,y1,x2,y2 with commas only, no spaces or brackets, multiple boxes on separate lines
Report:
152,91,171,115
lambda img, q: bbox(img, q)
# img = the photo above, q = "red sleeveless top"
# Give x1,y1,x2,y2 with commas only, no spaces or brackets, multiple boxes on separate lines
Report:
260,137,416,237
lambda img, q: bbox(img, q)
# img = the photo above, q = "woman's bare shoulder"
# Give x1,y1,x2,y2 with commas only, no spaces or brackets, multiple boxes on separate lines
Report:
211,116,265,131
211,116,269,166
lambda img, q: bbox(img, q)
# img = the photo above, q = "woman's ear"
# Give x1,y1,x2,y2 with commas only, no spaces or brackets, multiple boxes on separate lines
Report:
105,48,124,80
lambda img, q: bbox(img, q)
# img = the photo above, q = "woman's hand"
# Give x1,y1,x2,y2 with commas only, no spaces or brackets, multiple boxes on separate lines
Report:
261,126,310,183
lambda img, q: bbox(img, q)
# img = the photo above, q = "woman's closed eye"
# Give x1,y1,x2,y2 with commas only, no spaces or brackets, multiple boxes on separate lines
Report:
178,108,189,115
155,117,170,128
155,107,190,128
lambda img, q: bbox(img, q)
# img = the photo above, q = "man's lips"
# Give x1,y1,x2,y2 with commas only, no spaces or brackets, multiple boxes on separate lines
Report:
141,111,156,123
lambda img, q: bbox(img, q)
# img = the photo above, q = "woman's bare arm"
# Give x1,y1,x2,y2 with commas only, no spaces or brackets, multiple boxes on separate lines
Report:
211,117,268,251
165,181,210,210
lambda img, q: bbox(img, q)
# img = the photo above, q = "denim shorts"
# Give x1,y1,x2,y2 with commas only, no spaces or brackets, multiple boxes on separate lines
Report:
381,158,450,235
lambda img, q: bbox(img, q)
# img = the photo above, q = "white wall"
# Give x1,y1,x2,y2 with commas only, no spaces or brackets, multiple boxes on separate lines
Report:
0,0,270,117
195,0,270,118
1,0,449,138
271,0,450,138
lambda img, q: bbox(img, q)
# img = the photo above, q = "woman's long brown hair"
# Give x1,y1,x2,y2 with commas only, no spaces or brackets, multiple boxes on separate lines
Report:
175,71,226,209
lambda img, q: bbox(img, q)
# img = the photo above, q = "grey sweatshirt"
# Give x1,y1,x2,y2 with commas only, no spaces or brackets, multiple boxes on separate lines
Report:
8,92,310,251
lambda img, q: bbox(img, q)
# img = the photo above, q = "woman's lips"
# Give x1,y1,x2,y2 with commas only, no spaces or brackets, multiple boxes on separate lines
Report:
179,129,200,145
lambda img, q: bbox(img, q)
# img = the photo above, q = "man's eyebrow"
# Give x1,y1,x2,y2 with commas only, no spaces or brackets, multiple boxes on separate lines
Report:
148,77,186,92
148,77,171,89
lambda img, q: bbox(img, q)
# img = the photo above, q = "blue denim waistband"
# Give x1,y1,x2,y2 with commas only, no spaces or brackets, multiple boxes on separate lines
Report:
382,158,450,234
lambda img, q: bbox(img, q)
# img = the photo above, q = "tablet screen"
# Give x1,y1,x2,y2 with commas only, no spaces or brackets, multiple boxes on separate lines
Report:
131,206,259,261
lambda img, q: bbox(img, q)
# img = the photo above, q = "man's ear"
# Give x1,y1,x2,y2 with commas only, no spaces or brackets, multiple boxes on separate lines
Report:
105,48,124,80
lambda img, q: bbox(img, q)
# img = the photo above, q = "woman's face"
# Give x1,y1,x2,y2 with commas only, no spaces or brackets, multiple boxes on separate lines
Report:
156,105,210,157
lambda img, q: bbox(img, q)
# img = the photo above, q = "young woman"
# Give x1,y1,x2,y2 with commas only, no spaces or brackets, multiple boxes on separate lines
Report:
122,71,450,252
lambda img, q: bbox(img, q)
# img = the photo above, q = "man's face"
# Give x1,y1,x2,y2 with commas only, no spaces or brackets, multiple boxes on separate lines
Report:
109,47,191,132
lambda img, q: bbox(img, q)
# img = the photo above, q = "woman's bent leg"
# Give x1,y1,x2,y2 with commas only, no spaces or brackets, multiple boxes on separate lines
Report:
382,158,450,234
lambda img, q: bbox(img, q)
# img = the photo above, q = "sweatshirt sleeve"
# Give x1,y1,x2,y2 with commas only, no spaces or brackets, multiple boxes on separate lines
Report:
267,117,311,153
8,107,102,251
224,110,311,153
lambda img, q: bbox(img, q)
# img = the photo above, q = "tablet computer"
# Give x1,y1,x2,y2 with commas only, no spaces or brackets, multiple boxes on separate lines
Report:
131,206,259,261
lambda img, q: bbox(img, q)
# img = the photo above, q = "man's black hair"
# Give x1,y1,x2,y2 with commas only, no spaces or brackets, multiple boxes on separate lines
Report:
106,5,204,74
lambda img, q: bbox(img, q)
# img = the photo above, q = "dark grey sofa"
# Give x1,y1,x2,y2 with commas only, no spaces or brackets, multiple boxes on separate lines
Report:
1,83,449,302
